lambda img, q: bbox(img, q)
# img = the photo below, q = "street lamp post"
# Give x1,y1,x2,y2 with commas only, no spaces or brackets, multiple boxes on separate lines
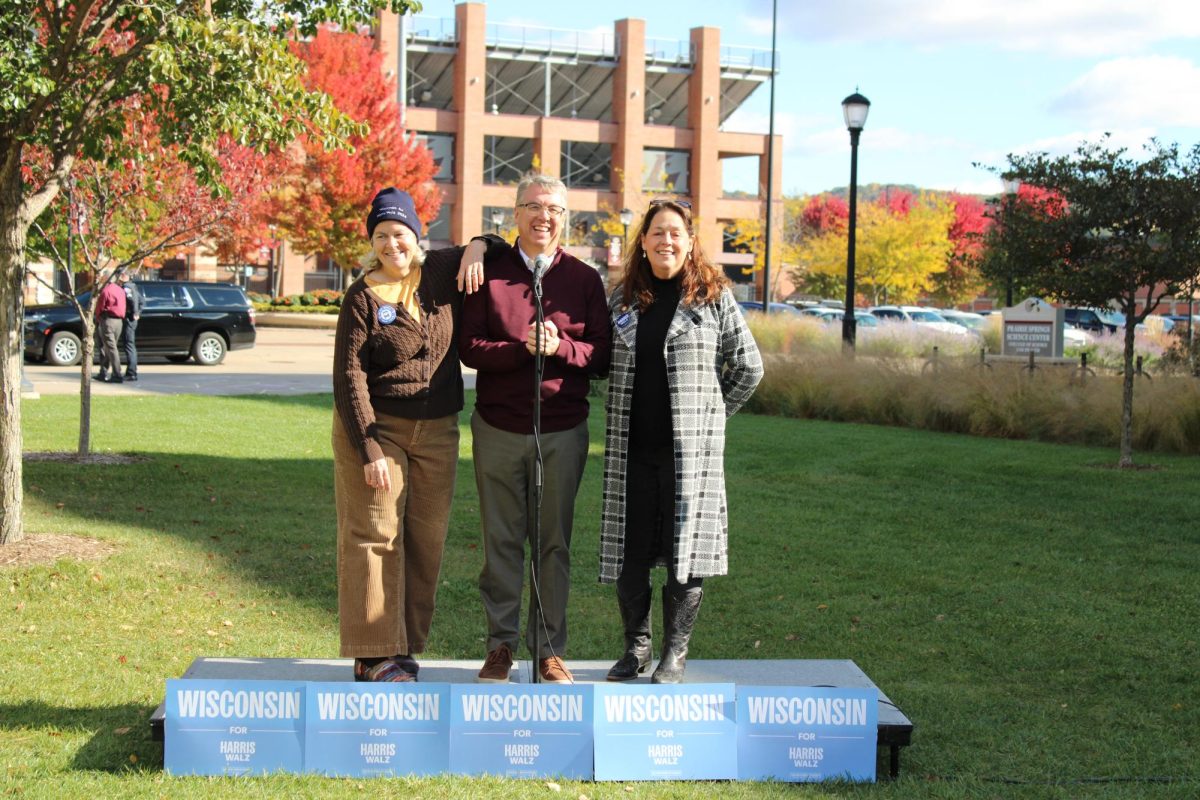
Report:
490,209,504,235
841,91,870,351
1000,177,1020,308
619,207,633,254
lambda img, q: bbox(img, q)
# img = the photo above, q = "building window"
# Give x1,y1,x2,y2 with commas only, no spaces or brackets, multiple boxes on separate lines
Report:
426,202,452,246
413,132,455,182
564,211,607,248
561,142,611,188
643,149,689,193
485,136,533,184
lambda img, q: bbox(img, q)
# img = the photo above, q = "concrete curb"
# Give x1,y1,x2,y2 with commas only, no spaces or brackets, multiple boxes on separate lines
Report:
256,311,338,329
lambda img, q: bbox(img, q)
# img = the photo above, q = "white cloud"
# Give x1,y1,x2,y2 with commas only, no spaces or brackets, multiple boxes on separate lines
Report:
1053,56,1200,127
985,127,1160,162
769,0,1200,57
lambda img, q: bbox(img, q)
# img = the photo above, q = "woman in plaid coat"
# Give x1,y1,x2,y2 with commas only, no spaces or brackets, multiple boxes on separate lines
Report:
599,200,763,684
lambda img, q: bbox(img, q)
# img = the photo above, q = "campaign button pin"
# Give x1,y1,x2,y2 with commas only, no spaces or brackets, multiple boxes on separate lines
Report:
377,305,398,324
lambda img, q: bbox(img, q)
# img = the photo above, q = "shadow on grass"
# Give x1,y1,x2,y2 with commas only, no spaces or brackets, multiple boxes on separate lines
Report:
22,450,483,617
0,701,163,772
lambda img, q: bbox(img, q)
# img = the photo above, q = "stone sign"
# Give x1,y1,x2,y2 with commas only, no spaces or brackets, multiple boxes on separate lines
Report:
1001,297,1064,357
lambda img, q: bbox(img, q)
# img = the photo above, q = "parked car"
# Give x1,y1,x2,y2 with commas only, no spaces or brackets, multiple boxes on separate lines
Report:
1062,324,1093,349
867,305,969,336
737,301,804,316
1061,307,1124,333
936,309,986,331
802,308,879,328
25,280,256,367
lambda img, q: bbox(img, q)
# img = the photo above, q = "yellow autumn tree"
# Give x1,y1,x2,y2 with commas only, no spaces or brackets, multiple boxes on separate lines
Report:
798,192,955,306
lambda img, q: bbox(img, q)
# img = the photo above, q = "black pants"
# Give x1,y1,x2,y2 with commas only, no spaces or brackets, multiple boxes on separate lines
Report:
617,446,702,596
119,318,138,377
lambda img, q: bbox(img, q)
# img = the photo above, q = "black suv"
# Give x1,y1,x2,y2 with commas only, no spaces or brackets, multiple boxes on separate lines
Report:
25,280,256,367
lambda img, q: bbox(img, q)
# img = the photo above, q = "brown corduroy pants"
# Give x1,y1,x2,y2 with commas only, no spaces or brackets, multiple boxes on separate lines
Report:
333,411,459,658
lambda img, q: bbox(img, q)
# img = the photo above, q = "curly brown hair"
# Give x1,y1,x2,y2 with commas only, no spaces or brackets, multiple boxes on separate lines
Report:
614,201,729,311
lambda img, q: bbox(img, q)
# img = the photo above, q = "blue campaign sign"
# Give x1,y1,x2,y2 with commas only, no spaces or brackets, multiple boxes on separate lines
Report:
164,679,305,776
736,686,878,782
304,682,450,777
448,684,593,779
593,683,737,781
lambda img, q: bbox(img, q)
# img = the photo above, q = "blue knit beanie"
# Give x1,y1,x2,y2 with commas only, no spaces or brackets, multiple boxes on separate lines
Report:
366,188,422,240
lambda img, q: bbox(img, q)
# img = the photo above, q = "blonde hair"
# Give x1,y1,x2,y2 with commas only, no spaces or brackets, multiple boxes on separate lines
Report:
359,225,426,276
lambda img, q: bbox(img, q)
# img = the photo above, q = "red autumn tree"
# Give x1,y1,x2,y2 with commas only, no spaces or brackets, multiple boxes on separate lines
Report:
800,193,849,234
930,192,992,304
273,26,441,285
27,106,275,456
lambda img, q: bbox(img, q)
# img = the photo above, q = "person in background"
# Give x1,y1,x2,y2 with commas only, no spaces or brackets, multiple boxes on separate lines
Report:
95,270,127,384
332,187,505,683
599,199,763,684
460,174,612,685
118,269,142,381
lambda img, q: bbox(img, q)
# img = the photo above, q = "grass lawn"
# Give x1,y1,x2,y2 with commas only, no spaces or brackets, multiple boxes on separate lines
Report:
5,392,1199,798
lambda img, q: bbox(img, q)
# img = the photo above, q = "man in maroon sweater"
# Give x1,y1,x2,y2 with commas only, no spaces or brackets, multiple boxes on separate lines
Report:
460,174,612,684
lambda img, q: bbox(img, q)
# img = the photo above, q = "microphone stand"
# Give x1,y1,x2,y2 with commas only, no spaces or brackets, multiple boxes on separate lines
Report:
529,265,546,683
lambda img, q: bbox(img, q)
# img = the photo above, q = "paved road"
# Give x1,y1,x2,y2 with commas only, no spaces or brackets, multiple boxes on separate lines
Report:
26,326,480,397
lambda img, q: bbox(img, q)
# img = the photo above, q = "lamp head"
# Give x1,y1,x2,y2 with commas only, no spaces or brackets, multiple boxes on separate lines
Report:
841,91,871,131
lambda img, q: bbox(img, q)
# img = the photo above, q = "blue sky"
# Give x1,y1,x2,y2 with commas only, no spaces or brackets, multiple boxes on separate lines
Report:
414,0,1200,196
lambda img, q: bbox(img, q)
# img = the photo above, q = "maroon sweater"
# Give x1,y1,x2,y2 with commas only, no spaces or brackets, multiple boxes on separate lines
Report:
460,246,611,434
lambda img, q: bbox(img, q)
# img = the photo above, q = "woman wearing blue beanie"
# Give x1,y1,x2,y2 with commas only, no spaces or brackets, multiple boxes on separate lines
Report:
332,187,507,682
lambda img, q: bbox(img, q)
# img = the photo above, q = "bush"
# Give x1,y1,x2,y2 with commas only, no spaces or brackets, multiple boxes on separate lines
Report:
745,316,1200,455
310,288,343,306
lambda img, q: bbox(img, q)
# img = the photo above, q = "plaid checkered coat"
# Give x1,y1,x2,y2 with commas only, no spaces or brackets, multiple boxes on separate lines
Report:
599,286,763,584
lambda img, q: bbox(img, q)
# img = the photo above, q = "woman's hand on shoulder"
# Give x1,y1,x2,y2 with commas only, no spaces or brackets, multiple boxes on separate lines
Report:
457,239,487,294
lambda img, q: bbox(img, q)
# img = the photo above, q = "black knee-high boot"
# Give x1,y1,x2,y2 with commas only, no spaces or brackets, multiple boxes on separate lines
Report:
607,580,653,681
651,586,703,684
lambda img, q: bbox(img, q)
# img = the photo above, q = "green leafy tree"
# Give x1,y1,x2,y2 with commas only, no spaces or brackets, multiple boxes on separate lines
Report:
981,138,1200,467
0,0,420,545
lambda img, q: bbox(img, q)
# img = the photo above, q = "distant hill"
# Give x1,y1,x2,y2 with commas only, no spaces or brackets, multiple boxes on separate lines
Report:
813,183,990,201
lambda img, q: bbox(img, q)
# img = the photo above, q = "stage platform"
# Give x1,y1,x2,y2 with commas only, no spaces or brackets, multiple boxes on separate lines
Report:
151,657,913,778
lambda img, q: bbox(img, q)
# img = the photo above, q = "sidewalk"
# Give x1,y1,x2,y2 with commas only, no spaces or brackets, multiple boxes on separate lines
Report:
24,326,480,397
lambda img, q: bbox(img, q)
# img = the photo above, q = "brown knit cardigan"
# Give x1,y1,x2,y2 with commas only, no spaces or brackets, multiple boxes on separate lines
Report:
333,237,505,464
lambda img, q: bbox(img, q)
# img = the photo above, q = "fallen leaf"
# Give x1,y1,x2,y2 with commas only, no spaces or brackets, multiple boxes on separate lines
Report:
129,754,138,764
754,640,761,649
785,633,797,641
114,727,131,736
14,602,24,612
205,630,218,637
816,603,828,611
935,614,946,621
546,782,561,792
120,624,134,631
850,615,861,624
118,655,127,664
55,502,65,509
222,620,233,627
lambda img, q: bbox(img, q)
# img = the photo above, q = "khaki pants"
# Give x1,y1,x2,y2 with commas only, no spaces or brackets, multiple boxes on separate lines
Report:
472,411,589,659
333,411,459,657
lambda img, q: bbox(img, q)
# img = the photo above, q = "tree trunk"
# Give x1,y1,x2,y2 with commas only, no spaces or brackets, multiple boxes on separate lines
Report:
0,196,27,545
1119,312,1137,468
77,296,96,456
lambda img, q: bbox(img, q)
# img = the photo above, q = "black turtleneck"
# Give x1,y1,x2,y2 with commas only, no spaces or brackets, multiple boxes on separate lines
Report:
629,274,681,452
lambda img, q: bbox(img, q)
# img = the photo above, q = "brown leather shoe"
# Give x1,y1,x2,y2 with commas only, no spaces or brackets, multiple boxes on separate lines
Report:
538,656,573,684
477,644,513,683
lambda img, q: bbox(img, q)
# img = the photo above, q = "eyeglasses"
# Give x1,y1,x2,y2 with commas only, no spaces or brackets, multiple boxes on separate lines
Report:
516,202,566,218
648,199,692,209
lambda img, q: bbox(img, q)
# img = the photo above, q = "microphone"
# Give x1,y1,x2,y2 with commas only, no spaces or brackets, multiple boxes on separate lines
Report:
532,253,550,297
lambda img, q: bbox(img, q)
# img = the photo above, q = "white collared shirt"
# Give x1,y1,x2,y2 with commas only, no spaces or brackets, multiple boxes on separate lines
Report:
516,240,558,273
